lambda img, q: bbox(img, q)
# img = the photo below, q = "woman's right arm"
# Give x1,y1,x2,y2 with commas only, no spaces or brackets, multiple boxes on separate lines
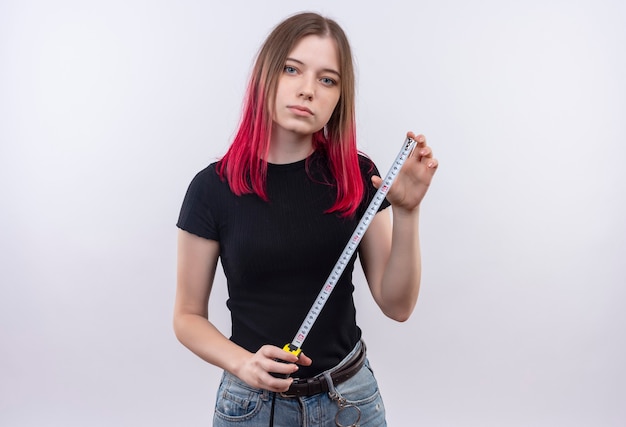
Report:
173,229,311,390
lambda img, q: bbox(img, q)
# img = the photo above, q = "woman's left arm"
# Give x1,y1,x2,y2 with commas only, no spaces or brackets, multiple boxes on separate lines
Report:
359,132,438,322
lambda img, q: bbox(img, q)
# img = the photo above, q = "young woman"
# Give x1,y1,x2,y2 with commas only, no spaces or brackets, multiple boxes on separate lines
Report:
174,12,438,427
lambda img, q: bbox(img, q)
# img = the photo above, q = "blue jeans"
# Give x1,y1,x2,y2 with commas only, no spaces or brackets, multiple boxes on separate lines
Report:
213,342,387,426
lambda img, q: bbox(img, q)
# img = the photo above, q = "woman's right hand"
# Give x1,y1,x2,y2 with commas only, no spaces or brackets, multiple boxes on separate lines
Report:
235,345,313,392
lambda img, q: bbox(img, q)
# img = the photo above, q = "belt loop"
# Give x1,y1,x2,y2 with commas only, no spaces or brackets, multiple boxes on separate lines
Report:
323,371,338,397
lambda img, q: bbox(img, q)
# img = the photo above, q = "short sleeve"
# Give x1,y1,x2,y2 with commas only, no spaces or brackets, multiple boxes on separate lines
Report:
176,165,219,241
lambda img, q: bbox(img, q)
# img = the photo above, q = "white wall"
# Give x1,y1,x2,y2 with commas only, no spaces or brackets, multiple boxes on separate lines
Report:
1,0,625,426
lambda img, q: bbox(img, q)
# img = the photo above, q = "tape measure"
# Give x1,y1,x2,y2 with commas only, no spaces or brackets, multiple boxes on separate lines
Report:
281,136,418,358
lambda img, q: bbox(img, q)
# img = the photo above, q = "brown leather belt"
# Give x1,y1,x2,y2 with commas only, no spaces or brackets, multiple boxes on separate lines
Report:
280,342,366,398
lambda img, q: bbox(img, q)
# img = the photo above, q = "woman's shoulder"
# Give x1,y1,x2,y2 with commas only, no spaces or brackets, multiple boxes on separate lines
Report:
187,161,227,187
357,152,374,164
192,161,220,179
357,152,378,176
182,160,232,200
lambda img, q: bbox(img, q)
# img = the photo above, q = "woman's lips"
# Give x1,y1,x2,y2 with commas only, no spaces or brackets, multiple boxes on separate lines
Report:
288,105,313,116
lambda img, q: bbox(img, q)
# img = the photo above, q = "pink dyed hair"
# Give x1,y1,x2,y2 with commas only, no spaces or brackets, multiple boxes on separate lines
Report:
217,12,363,217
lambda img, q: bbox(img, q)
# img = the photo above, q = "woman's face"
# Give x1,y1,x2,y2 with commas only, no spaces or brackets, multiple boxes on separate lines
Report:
272,35,341,138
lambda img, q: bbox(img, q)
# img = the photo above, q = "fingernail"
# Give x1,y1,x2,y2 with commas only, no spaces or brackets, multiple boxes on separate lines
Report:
428,162,434,168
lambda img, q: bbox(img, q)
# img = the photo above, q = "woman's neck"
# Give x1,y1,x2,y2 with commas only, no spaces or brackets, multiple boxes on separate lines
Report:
267,126,314,164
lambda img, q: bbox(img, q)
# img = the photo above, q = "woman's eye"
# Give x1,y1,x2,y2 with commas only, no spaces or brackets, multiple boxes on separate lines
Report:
284,66,297,74
320,77,336,86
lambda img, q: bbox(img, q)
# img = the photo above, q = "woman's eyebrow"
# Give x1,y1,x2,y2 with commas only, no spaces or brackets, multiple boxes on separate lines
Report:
285,57,341,78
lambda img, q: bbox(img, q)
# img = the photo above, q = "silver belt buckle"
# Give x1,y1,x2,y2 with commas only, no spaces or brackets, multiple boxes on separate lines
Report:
279,380,301,398
279,390,298,398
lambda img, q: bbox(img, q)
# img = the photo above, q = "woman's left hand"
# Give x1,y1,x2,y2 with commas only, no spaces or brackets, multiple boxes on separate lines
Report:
372,132,439,211
372,131,438,213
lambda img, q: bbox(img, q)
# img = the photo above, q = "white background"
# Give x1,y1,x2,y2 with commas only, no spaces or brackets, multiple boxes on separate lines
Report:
1,0,625,426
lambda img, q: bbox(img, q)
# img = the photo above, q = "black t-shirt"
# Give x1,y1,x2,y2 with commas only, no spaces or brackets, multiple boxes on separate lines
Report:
177,150,390,377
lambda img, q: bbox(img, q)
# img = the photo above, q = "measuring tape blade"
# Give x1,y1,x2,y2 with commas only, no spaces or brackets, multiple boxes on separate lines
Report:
284,136,417,355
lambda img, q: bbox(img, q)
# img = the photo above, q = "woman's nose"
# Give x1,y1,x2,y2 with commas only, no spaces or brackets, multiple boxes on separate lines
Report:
298,77,315,100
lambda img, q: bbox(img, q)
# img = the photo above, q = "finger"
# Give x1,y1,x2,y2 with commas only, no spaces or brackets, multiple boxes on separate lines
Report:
409,133,427,158
425,157,439,170
261,367,295,392
406,131,424,142
261,345,299,363
264,375,294,393
418,146,433,160
296,352,313,367
269,358,299,376
371,175,383,189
